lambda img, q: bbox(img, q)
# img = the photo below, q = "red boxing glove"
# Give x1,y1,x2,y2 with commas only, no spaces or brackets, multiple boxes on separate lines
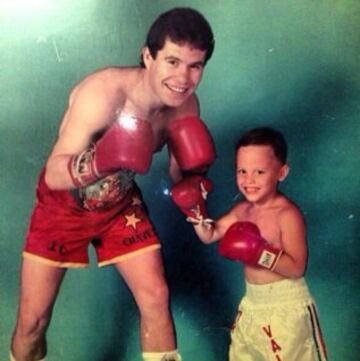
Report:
167,116,216,172
68,114,154,187
218,221,283,270
170,175,213,226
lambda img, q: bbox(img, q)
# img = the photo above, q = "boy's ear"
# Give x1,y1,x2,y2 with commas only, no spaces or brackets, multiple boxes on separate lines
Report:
278,164,290,182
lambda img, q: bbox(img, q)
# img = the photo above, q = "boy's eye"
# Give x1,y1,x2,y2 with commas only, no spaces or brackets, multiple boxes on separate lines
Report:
255,170,265,175
237,169,246,175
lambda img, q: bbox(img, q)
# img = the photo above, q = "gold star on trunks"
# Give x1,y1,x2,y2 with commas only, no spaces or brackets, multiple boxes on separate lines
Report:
131,196,142,207
125,212,142,230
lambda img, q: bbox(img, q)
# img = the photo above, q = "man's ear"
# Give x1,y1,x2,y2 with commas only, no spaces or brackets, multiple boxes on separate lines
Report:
278,164,290,182
142,47,152,68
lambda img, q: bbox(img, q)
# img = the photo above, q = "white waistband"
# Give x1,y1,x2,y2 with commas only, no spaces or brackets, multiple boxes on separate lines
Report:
244,278,312,305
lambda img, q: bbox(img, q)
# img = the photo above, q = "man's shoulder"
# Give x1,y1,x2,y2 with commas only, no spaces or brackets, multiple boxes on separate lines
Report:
70,66,141,101
79,66,139,86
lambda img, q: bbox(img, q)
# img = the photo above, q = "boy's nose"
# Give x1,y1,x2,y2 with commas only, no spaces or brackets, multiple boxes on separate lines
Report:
246,174,256,184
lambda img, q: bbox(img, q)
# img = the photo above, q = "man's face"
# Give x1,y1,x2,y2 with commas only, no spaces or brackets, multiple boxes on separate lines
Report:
143,38,206,107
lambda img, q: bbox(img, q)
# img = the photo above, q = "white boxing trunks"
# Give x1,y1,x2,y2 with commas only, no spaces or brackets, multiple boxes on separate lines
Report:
229,278,327,361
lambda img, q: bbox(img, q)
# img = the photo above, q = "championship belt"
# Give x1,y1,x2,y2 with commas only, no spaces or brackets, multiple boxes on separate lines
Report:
71,169,135,211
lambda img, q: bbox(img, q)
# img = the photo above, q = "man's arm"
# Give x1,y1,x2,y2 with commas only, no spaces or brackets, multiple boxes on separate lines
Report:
45,80,112,190
167,94,214,183
46,75,155,190
167,115,216,175
168,151,183,183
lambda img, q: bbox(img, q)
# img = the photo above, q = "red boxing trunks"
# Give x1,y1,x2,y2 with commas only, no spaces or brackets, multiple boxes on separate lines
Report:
23,169,161,268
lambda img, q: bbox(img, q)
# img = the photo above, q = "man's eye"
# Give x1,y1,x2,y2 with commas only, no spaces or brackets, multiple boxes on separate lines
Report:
168,59,178,66
191,64,203,70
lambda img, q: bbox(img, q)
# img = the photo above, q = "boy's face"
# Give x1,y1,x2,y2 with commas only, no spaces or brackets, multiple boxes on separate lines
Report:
142,38,206,107
236,145,289,205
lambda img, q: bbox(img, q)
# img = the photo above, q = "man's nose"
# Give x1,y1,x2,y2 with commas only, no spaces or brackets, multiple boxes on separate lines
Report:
176,65,190,81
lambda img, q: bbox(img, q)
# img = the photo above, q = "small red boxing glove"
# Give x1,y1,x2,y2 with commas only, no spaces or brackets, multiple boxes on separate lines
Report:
68,114,154,187
170,175,213,227
218,221,283,271
167,116,216,173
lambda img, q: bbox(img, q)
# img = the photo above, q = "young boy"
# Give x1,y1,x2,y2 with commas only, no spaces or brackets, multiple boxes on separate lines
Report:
171,127,328,361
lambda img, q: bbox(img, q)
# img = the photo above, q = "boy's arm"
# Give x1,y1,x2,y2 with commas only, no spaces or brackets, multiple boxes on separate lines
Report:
192,223,217,244
193,216,233,244
217,205,307,275
170,176,238,244
218,221,283,269
272,206,308,278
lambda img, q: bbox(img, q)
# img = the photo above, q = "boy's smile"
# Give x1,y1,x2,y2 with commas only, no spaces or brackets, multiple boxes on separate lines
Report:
236,145,289,205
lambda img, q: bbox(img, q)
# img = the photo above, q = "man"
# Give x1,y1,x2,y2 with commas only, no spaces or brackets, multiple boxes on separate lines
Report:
11,7,215,361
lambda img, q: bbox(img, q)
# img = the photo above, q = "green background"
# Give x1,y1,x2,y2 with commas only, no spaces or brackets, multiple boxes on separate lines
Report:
1,0,359,360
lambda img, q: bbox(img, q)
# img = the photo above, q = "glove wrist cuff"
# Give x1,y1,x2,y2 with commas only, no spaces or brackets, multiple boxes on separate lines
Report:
68,144,100,188
186,216,214,228
257,248,283,271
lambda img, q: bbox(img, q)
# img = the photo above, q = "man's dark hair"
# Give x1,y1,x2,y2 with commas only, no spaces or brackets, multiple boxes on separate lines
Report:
140,7,214,67
236,127,288,164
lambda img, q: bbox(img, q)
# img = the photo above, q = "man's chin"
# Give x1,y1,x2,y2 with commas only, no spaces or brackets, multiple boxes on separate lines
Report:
163,90,192,107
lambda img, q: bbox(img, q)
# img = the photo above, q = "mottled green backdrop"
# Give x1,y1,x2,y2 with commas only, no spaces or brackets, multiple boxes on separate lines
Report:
1,0,359,360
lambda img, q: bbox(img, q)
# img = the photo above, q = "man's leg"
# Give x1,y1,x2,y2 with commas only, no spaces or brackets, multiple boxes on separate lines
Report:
115,250,181,360
11,258,66,361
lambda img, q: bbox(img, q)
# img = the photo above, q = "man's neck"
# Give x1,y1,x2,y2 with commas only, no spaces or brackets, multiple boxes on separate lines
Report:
125,69,167,119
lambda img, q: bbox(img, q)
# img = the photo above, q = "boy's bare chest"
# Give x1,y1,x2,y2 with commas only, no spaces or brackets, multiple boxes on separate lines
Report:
243,207,282,247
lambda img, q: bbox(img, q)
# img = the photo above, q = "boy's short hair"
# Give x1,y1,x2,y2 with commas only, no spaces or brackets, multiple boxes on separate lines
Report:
236,127,288,164
140,7,214,67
